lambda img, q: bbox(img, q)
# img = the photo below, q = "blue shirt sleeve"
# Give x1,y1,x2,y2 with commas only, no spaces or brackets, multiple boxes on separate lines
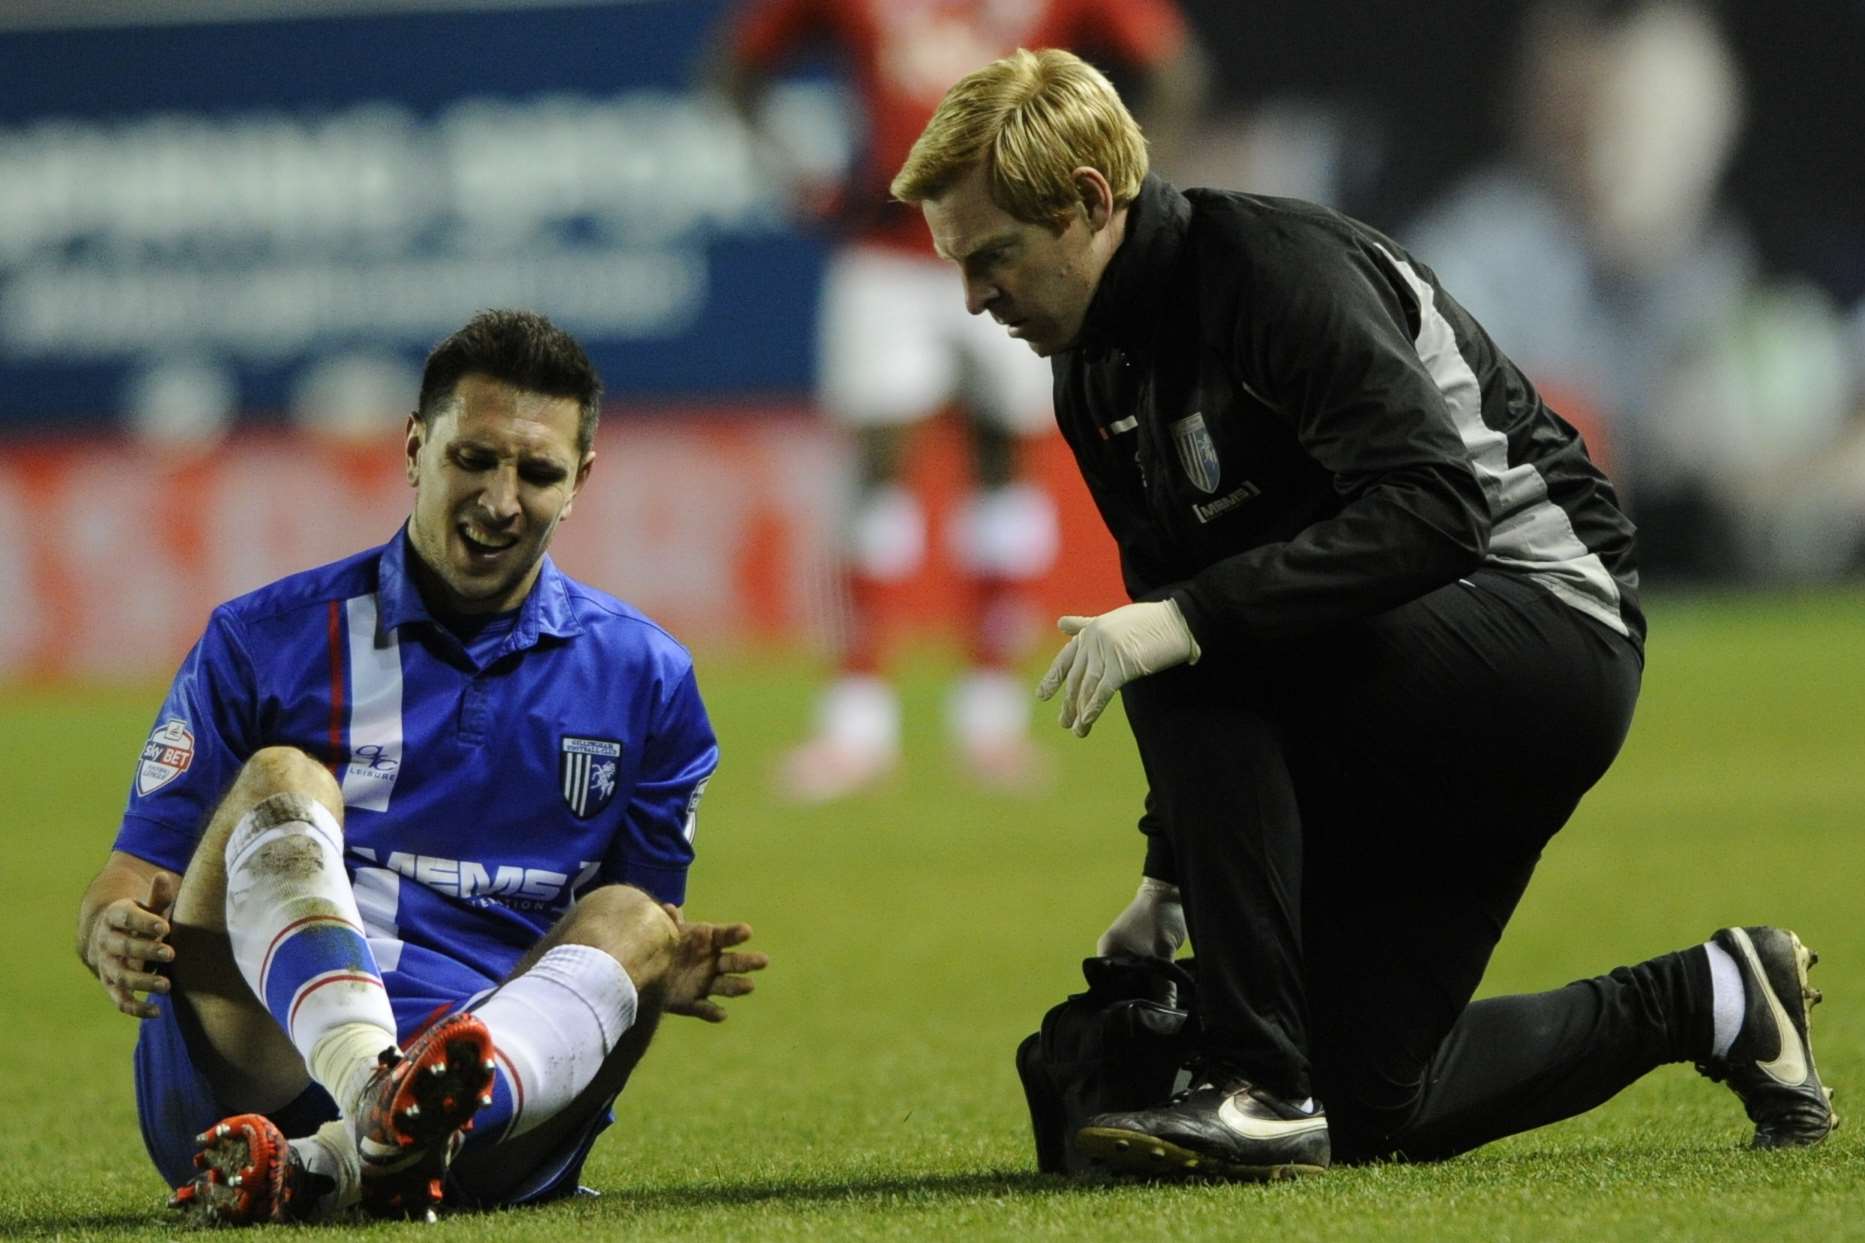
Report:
606,663,717,906
113,606,260,872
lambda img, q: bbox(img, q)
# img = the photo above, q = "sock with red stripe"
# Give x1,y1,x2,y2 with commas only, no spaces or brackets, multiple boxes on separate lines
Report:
224,792,397,1119
465,944,638,1143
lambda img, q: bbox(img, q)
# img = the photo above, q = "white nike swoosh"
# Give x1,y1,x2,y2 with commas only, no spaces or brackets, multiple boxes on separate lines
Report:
1729,927,1810,1086
1216,1094,1329,1140
358,1137,420,1170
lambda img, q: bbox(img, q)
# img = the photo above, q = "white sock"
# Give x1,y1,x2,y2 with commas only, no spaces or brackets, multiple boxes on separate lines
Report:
473,944,638,1140
289,1118,363,1217
1704,940,1745,1059
224,792,397,1114
309,1022,398,1120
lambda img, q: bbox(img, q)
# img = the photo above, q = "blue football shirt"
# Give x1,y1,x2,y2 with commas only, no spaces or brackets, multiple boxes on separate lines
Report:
114,527,719,1020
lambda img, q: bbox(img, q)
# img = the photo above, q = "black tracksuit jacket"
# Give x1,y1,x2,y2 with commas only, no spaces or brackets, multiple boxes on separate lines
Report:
1052,175,1645,655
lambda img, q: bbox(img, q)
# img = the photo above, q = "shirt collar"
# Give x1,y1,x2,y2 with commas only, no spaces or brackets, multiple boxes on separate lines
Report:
1074,174,1193,358
376,525,584,649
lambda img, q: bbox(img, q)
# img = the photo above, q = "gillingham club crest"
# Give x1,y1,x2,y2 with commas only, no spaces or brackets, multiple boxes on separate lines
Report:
560,736,622,819
1171,411,1222,495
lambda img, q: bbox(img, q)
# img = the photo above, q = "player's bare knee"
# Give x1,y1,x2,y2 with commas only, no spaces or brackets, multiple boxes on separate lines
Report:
236,746,344,822
572,883,676,939
175,748,342,925
562,884,678,982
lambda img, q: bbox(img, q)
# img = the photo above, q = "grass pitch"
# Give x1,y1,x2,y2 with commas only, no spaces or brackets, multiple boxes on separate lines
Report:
3,588,1862,1241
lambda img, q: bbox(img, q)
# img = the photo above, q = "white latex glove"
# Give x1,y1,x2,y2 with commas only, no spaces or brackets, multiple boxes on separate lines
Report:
1096,877,1186,960
1034,600,1200,737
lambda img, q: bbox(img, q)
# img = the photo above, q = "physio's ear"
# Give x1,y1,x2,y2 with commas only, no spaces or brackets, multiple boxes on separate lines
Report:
1072,166,1115,229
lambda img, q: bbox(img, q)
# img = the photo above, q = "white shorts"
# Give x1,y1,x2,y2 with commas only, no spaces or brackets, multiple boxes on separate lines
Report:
817,244,1054,434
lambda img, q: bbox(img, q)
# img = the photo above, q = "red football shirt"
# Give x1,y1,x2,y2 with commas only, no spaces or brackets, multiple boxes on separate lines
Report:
727,0,1188,254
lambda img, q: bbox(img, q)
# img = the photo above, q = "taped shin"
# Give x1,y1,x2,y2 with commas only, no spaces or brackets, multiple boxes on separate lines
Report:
223,792,396,1118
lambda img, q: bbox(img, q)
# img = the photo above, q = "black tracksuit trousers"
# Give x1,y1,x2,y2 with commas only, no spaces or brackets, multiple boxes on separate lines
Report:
1120,570,1712,1162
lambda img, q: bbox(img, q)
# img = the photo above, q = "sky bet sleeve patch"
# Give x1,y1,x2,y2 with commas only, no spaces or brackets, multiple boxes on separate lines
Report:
137,718,196,796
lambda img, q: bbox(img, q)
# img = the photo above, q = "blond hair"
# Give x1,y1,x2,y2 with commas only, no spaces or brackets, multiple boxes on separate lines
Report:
890,48,1147,227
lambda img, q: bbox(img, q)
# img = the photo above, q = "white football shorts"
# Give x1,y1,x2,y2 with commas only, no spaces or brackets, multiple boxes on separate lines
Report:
817,243,1055,433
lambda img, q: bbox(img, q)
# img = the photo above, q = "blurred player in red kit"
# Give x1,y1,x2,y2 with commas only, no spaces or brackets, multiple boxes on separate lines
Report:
712,0,1206,801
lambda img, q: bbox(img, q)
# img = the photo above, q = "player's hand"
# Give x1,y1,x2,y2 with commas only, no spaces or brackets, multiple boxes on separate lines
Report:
660,903,769,1023
89,870,181,1020
1097,877,1187,960
1035,600,1200,736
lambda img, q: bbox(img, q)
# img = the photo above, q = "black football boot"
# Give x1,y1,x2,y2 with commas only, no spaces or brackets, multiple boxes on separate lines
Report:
1696,926,1838,1148
1078,1059,1328,1180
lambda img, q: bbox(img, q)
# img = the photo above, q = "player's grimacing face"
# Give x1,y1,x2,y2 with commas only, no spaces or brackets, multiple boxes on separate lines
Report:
923,161,1106,357
404,373,593,616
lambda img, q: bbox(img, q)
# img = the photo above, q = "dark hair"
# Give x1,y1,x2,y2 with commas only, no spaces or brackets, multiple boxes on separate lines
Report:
417,309,603,454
